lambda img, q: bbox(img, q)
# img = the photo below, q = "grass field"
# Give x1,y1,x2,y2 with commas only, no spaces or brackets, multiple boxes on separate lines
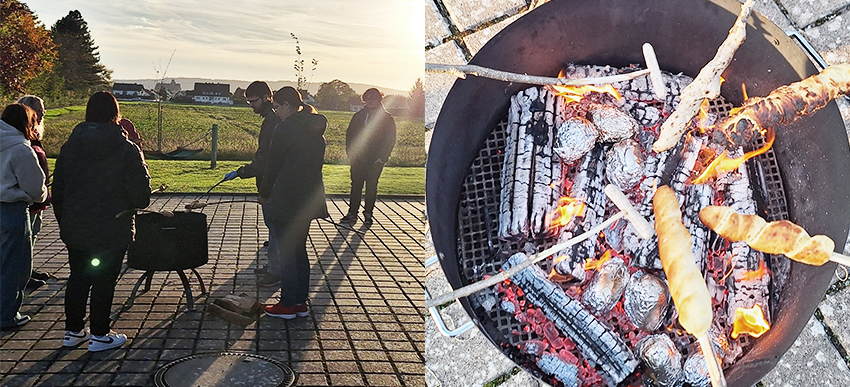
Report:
41,101,426,167
46,158,424,195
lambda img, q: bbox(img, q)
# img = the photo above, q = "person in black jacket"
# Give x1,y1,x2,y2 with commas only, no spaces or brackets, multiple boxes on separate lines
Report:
340,88,396,226
52,91,151,352
222,81,282,282
259,87,328,319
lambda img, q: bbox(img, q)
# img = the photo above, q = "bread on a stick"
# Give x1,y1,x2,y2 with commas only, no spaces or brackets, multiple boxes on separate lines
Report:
699,206,834,266
653,185,713,337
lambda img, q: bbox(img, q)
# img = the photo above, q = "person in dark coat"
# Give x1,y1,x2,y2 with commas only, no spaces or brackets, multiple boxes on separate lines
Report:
222,81,282,282
52,91,151,352
340,88,396,226
259,86,328,319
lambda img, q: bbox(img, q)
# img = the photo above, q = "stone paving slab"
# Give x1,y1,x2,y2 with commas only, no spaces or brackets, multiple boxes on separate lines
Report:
425,0,850,386
1,194,425,387
440,0,527,33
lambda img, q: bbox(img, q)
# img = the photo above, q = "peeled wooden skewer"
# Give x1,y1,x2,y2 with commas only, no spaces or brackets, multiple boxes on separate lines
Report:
654,186,726,387
424,184,652,308
699,205,850,267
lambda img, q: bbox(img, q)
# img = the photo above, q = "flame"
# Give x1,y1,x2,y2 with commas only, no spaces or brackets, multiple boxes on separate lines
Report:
549,255,570,279
549,196,586,229
740,260,769,282
552,70,622,103
742,82,749,101
584,250,613,271
692,127,776,184
731,304,770,339
695,99,712,132
719,76,726,86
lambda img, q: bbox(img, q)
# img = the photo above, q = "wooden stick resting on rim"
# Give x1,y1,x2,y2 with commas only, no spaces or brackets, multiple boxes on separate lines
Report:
426,63,652,86
652,0,756,153
424,185,653,309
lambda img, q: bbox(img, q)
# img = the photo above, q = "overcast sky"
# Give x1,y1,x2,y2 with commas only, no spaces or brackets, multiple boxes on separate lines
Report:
24,0,423,92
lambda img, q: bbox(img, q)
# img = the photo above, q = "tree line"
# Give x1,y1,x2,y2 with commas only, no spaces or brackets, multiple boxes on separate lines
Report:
1,1,110,105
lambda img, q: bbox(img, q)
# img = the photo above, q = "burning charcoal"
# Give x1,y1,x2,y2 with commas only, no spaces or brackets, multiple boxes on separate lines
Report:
500,299,518,314
504,253,639,387
662,73,695,113
537,353,580,387
552,232,587,284
636,334,683,387
629,102,663,128
605,139,644,191
582,256,629,315
623,271,670,332
683,182,714,272
499,88,535,239
587,104,638,143
521,339,549,356
530,89,559,235
554,116,598,164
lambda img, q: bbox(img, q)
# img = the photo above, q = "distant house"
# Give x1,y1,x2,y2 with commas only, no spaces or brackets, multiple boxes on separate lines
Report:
155,79,182,95
186,83,233,105
112,83,152,100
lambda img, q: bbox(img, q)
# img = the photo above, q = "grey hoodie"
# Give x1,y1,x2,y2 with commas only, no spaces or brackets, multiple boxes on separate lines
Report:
0,119,47,204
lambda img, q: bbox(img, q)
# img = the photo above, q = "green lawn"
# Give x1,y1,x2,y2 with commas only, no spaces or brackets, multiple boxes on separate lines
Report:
42,101,426,167
47,159,424,195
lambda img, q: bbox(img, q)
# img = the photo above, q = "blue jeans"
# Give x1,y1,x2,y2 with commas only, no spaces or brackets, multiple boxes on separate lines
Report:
262,205,280,275
0,202,33,327
270,218,312,306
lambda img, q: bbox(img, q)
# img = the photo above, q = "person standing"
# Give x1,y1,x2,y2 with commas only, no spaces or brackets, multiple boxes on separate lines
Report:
16,95,53,289
52,91,151,351
260,87,328,319
340,88,396,226
222,81,282,284
0,103,48,331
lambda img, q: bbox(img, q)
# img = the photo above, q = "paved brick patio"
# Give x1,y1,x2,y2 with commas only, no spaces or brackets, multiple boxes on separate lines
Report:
0,194,426,387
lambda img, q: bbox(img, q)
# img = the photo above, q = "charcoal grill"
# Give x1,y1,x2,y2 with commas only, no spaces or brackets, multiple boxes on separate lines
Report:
127,211,209,311
426,0,850,385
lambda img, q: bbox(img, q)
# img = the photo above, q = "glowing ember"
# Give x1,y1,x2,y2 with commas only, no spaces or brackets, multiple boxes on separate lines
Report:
692,127,775,184
731,304,770,339
549,196,586,229
552,70,622,103
584,249,613,271
740,260,768,282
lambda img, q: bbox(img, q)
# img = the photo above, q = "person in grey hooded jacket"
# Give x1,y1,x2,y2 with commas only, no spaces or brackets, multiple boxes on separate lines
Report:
52,91,151,351
0,103,48,330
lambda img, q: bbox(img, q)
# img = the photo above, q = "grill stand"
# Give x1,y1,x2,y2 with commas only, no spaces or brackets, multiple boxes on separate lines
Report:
126,269,207,311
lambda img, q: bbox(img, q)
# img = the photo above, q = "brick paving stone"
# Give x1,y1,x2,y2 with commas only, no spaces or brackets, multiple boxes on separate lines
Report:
366,373,404,386
761,315,850,386
425,41,466,128
1,195,424,386
779,0,850,26
442,0,525,32
802,14,850,63
463,12,523,56
818,285,850,351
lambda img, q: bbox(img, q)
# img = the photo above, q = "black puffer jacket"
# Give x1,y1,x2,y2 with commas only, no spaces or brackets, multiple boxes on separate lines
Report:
52,121,151,251
259,109,329,223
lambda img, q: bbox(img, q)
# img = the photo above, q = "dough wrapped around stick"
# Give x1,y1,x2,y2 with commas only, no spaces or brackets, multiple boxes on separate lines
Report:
653,185,713,337
711,63,850,150
699,205,835,266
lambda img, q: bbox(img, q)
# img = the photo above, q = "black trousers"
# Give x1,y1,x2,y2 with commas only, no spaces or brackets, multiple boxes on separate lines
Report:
348,161,384,216
64,247,125,335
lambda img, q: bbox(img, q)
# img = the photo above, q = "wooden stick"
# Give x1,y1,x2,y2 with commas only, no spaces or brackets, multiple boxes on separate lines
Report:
830,252,850,267
425,63,651,86
698,334,728,387
652,0,756,152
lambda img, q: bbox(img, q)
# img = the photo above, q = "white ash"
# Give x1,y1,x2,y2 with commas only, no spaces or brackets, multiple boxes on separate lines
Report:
581,256,629,315
554,117,598,164
636,334,683,387
587,104,638,142
623,271,670,332
629,102,664,127
537,353,580,387
605,138,645,191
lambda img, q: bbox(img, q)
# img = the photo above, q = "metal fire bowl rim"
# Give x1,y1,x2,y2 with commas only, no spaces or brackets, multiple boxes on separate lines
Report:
426,0,850,386
153,352,297,387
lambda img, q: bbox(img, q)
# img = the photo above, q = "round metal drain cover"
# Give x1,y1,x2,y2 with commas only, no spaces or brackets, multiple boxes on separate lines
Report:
154,352,296,387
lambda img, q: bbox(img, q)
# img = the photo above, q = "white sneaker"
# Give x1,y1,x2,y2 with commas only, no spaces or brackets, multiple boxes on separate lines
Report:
63,328,90,347
88,331,127,352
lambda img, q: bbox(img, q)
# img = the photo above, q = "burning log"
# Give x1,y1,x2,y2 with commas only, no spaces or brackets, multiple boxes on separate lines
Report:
531,89,560,235
652,0,757,152
581,256,629,315
623,271,670,332
537,353,581,387
683,182,714,273
711,63,850,150
636,334,683,387
504,253,639,387
499,88,535,239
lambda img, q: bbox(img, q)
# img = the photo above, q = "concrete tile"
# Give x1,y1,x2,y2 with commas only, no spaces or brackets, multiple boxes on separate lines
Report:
425,41,467,129
777,0,850,27
801,14,850,62
818,286,850,351
442,0,526,32
463,12,524,56
426,0,452,47
760,315,850,386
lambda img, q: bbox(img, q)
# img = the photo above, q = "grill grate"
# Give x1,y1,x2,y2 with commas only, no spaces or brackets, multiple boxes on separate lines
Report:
455,94,791,364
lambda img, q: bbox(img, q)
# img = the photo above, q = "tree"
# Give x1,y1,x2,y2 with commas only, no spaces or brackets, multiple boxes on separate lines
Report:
291,33,318,92
0,0,57,97
408,78,425,119
315,79,356,111
51,10,111,93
